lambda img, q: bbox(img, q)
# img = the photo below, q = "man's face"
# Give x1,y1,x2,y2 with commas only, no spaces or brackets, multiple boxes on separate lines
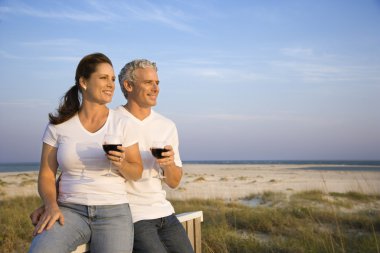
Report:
128,67,159,108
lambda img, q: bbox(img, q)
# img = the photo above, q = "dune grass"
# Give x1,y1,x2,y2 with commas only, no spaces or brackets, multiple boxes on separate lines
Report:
171,190,380,253
0,196,41,253
1,191,379,253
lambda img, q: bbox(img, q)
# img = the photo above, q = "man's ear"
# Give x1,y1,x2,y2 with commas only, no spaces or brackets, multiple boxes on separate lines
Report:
124,80,133,92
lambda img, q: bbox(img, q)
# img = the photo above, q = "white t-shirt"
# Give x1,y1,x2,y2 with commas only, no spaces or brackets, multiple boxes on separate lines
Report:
115,105,182,222
42,109,138,206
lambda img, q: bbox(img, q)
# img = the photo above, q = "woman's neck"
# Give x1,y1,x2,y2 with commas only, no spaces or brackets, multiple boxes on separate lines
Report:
78,103,109,133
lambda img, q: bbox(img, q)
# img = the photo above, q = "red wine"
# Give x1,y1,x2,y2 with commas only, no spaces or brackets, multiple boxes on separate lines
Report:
103,144,122,154
151,148,168,159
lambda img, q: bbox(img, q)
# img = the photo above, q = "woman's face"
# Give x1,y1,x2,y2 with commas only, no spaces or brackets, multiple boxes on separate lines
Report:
81,63,116,104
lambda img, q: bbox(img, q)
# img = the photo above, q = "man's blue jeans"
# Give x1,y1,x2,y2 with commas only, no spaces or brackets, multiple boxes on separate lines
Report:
133,214,194,253
28,202,133,253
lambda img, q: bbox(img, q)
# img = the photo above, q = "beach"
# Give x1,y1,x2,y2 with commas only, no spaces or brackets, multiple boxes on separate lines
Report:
1,164,380,201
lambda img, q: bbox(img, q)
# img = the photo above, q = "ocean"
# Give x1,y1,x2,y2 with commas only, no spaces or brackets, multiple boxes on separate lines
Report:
1,161,380,173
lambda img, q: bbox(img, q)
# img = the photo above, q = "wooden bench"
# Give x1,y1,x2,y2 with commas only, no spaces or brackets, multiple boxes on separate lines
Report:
72,211,203,253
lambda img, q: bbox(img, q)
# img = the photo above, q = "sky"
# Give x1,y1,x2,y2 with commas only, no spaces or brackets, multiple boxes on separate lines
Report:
0,0,380,163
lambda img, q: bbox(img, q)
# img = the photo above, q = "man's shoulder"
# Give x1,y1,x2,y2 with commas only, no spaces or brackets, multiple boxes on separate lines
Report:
111,108,134,125
152,110,176,126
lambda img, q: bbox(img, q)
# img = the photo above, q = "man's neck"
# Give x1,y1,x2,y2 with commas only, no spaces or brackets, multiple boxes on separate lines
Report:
124,102,152,120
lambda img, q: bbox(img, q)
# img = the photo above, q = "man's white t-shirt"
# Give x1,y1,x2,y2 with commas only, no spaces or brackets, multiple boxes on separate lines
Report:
115,105,182,223
42,109,138,206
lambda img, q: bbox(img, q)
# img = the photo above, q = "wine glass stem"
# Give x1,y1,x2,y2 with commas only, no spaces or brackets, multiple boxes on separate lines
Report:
108,161,112,175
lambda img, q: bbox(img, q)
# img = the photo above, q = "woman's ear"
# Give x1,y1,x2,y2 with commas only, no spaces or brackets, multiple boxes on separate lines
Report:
79,77,87,91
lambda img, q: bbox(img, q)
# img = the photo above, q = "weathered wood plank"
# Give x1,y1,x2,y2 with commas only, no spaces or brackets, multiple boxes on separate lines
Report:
71,211,203,253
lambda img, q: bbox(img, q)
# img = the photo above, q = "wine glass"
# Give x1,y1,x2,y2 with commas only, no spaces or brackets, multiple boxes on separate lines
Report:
150,141,168,179
102,134,122,176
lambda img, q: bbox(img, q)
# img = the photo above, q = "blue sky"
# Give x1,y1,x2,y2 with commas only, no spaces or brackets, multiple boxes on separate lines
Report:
1,0,380,162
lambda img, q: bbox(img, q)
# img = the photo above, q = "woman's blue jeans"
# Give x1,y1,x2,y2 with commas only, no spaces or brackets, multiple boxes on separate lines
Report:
28,202,133,253
133,214,194,253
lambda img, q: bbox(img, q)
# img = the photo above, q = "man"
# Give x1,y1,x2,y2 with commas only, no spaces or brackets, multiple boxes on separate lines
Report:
31,59,194,253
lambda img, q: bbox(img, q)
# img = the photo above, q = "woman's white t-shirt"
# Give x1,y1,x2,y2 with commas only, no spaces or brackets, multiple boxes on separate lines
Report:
42,109,138,206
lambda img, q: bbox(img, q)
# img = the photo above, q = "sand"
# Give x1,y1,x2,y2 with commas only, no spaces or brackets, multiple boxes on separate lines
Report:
1,164,380,201
167,164,380,200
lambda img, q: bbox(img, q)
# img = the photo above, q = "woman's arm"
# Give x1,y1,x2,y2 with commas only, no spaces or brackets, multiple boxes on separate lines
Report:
108,143,143,181
33,143,64,236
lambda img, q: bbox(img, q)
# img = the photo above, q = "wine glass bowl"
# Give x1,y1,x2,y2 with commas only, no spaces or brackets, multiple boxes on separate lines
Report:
150,141,168,179
151,147,169,159
103,134,122,176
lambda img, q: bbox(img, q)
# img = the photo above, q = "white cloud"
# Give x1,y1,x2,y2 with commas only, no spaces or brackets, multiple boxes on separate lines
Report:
1,0,199,33
271,60,380,83
117,0,199,34
0,50,22,59
172,66,264,84
0,99,53,108
173,112,306,122
0,49,78,62
0,1,117,22
40,56,79,62
20,38,83,47
281,47,314,58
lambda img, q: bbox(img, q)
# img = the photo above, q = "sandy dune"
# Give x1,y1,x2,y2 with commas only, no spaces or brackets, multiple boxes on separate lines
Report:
1,164,380,201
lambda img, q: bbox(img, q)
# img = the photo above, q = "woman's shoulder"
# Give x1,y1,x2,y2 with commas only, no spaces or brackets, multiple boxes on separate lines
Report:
46,114,78,130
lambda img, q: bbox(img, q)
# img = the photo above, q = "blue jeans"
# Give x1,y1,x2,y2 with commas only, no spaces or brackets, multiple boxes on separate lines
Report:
133,214,194,253
29,202,133,253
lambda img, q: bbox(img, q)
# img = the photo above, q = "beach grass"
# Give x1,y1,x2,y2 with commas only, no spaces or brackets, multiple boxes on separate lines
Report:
1,191,379,253
0,196,41,253
171,191,380,253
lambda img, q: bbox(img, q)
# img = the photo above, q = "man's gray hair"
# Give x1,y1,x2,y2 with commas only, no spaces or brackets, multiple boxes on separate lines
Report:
118,59,157,99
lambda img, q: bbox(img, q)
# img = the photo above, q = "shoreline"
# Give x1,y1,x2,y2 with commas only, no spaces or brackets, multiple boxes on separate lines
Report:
1,164,380,201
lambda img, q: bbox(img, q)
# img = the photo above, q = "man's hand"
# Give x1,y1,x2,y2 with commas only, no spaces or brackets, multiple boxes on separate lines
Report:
157,145,183,188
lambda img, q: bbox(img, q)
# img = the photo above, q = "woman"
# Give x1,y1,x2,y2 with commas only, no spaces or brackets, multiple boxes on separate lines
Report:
29,53,143,253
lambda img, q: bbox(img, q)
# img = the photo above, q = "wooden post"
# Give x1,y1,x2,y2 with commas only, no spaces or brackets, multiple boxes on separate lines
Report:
71,211,204,253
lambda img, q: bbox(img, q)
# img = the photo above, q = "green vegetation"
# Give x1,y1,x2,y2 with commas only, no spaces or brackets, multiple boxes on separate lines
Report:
19,179,38,187
235,176,248,181
1,191,379,253
0,196,41,253
172,191,380,253
194,176,206,182
0,179,8,187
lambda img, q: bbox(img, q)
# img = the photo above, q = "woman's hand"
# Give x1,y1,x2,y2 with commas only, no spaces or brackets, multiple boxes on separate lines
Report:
30,205,45,226
106,146,125,168
115,143,143,180
32,204,64,236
